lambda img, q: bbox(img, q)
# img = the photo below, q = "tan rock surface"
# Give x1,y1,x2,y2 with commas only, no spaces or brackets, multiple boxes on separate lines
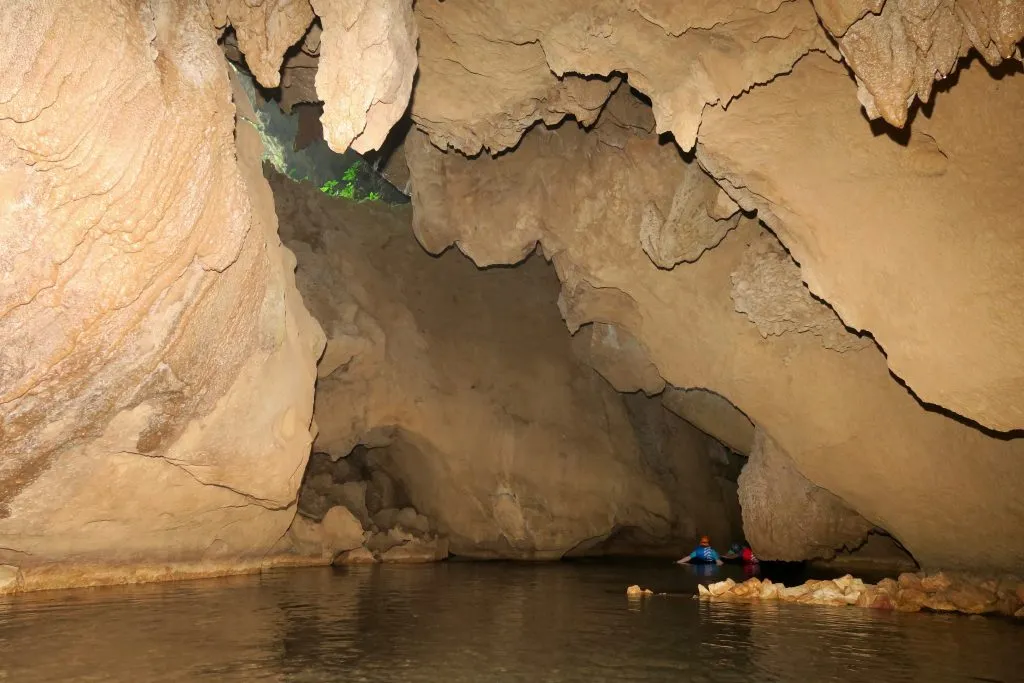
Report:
661,388,754,455
276,177,737,559
411,0,835,153
311,0,418,154
0,1,322,586
815,0,1024,126
406,97,1024,571
210,0,314,87
738,430,874,561
698,54,1024,432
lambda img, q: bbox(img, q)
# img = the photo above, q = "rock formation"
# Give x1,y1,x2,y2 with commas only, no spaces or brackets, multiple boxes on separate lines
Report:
0,0,322,591
275,176,739,561
738,430,874,561
2,0,1024,590
698,571,1024,619
404,84,1024,571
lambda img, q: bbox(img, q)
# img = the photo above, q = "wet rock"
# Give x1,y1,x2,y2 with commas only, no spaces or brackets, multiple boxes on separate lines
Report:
946,585,998,615
334,546,377,565
288,506,366,560
897,573,924,591
380,536,449,563
708,579,736,597
895,588,928,613
626,585,653,598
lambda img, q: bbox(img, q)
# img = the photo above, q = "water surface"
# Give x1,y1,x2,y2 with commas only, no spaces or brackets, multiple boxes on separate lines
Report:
1,560,1019,682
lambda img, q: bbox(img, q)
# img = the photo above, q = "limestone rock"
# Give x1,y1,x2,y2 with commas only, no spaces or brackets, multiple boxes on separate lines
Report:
640,162,740,268
412,0,835,153
0,565,23,592
380,535,450,563
311,0,418,153
334,546,377,565
369,509,396,533
278,177,736,560
738,430,874,561
572,323,666,396
406,96,1024,571
0,0,322,585
626,585,654,598
395,507,431,535
731,229,869,353
288,506,365,559
821,0,1024,127
661,388,754,454
210,0,315,88
698,54,1024,432
320,506,367,553
336,482,370,527
365,471,397,516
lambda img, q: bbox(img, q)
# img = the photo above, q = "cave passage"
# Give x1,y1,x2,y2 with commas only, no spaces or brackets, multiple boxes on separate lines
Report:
3,5,1024,681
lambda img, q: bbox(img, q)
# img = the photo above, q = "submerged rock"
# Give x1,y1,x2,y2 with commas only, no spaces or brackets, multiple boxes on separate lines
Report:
626,585,653,598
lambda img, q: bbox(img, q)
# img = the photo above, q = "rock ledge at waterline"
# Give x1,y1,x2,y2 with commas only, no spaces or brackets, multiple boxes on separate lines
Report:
694,572,1024,618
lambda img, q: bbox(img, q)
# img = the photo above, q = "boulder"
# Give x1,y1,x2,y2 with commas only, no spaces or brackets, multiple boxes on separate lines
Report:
946,586,998,615
371,508,400,532
334,481,370,527
395,507,431,535
380,536,450,563
920,571,953,593
708,578,736,597
895,588,927,613
320,506,367,553
334,546,377,565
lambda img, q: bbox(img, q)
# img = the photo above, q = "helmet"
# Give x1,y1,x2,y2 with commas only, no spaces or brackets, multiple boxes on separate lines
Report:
699,535,710,546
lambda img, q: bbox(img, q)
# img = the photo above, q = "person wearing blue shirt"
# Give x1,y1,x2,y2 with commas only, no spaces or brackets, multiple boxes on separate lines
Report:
676,535,723,566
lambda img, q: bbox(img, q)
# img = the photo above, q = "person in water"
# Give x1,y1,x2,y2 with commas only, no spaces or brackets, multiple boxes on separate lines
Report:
722,542,760,564
676,535,723,566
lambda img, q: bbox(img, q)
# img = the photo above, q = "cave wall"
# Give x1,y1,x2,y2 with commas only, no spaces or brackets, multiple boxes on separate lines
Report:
275,176,737,560
2,0,1023,586
404,84,1024,571
0,1,323,589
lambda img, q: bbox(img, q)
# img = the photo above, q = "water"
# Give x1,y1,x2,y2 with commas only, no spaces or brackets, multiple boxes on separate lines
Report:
0,560,1020,682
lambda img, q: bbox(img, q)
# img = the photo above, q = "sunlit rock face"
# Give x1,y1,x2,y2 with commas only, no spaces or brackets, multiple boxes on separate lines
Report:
0,1,322,588
275,177,738,559
404,86,1024,572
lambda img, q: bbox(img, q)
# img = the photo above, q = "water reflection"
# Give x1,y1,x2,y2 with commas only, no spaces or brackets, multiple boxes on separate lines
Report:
0,562,1020,682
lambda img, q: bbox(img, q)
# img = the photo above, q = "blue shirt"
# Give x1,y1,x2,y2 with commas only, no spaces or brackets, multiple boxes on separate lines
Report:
689,546,720,563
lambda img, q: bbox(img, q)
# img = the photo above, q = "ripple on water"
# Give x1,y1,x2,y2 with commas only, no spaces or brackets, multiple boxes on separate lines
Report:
0,562,1021,682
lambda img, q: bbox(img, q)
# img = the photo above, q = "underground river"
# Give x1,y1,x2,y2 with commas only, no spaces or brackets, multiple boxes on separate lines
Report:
2,561,1021,682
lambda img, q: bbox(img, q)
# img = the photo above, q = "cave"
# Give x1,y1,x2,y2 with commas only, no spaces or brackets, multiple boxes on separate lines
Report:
2,1,1024,680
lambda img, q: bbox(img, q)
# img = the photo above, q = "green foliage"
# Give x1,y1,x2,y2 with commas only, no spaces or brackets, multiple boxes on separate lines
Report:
342,161,361,182
365,191,382,202
339,182,356,199
320,179,339,194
